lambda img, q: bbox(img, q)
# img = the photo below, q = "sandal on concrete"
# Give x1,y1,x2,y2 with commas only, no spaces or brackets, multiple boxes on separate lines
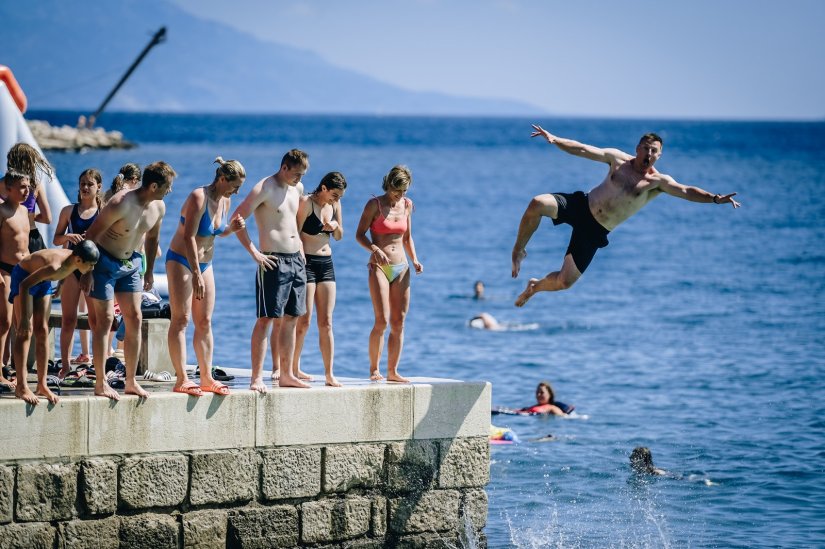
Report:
201,380,230,396
173,381,203,397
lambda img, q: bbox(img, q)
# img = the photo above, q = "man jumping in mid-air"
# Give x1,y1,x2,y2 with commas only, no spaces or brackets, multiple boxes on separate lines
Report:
512,124,740,307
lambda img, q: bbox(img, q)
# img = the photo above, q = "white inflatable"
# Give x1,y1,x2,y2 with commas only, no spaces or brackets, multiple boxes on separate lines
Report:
1,80,70,245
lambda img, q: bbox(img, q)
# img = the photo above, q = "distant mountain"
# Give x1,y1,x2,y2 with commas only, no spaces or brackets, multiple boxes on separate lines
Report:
1,0,541,116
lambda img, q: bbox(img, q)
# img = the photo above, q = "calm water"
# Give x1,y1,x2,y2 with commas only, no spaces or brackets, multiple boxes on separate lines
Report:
38,112,825,548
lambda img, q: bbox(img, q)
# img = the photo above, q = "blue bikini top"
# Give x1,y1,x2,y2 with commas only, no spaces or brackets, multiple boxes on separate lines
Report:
180,190,227,237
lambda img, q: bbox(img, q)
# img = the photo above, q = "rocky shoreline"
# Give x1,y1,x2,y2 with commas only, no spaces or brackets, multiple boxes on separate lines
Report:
27,119,135,151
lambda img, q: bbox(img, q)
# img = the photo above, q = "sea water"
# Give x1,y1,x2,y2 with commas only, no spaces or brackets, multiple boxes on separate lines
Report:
37,112,825,547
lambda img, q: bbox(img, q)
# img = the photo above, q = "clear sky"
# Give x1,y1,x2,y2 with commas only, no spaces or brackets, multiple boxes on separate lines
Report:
172,0,824,120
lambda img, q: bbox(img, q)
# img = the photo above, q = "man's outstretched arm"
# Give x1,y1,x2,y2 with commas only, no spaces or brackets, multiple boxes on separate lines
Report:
654,174,741,208
531,124,631,165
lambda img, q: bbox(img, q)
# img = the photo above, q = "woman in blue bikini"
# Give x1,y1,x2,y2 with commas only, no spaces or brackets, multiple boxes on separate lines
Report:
166,157,246,396
355,165,423,382
294,172,347,387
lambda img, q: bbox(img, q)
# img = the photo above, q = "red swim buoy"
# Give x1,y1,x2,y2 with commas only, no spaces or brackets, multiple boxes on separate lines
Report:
0,65,28,114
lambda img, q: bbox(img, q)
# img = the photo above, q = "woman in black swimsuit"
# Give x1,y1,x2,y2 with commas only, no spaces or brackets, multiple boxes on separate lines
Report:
294,172,347,387
53,169,102,377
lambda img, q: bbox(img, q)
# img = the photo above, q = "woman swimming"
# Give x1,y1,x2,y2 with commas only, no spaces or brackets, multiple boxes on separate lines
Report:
53,168,103,377
355,165,423,382
166,157,246,396
293,172,347,387
518,381,569,416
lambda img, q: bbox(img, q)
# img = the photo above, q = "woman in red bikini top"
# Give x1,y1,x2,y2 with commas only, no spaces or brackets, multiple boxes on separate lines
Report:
355,165,424,383
517,381,570,416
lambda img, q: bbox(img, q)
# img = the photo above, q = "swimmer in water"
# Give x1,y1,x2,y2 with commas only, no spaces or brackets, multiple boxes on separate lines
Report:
630,446,667,476
468,312,500,330
517,381,570,416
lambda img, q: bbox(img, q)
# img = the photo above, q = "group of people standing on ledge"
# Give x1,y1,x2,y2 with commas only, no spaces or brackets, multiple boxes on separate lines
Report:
1,145,423,405
4,122,740,406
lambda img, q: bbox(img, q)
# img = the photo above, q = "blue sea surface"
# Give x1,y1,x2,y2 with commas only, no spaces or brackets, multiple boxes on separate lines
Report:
38,112,825,548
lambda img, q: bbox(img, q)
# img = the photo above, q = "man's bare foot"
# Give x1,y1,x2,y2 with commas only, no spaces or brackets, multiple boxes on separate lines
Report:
326,376,342,388
512,248,527,278
295,369,314,381
124,381,150,398
95,384,120,401
250,378,268,393
15,386,39,405
278,373,311,388
515,278,540,307
370,370,385,381
36,385,60,405
0,376,16,389
270,369,280,380
387,372,410,383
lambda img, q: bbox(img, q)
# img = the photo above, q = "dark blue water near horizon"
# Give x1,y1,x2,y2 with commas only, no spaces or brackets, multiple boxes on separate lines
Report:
36,112,825,548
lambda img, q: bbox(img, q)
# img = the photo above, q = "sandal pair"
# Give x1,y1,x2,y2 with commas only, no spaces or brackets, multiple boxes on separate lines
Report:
172,380,229,396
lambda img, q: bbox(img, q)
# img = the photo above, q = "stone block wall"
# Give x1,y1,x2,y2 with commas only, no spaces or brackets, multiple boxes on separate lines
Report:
0,437,489,548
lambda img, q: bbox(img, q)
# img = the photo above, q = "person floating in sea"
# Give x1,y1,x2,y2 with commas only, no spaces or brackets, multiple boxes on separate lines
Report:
512,125,740,306
517,381,573,416
82,161,176,400
355,165,423,383
293,172,347,387
473,280,485,300
232,149,310,391
166,157,246,397
630,446,667,476
11,241,100,404
468,312,501,331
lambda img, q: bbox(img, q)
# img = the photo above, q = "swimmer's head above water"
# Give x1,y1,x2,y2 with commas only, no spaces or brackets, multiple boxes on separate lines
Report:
536,381,555,405
630,446,666,476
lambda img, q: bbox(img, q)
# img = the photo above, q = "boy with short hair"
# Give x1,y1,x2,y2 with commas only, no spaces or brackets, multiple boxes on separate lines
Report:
12,241,100,404
0,171,34,389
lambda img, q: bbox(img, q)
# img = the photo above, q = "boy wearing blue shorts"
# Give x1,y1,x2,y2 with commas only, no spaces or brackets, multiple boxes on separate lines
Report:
11,242,100,405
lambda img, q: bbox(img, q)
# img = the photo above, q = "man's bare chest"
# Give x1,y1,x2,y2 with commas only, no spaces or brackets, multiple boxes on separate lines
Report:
610,167,654,198
114,209,159,235
0,213,29,238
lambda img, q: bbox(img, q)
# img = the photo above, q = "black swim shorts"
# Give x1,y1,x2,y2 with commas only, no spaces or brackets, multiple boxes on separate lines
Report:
551,191,610,273
305,254,335,284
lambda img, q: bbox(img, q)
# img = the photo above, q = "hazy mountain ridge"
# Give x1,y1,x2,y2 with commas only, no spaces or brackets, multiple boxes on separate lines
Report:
2,0,541,116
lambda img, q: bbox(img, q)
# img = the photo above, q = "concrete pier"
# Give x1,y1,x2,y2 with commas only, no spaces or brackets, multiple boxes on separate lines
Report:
0,378,490,548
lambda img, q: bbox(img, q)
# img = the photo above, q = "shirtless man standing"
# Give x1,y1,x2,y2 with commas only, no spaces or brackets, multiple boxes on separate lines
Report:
0,171,34,389
82,161,175,400
232,149,310,391
512,125,740,306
